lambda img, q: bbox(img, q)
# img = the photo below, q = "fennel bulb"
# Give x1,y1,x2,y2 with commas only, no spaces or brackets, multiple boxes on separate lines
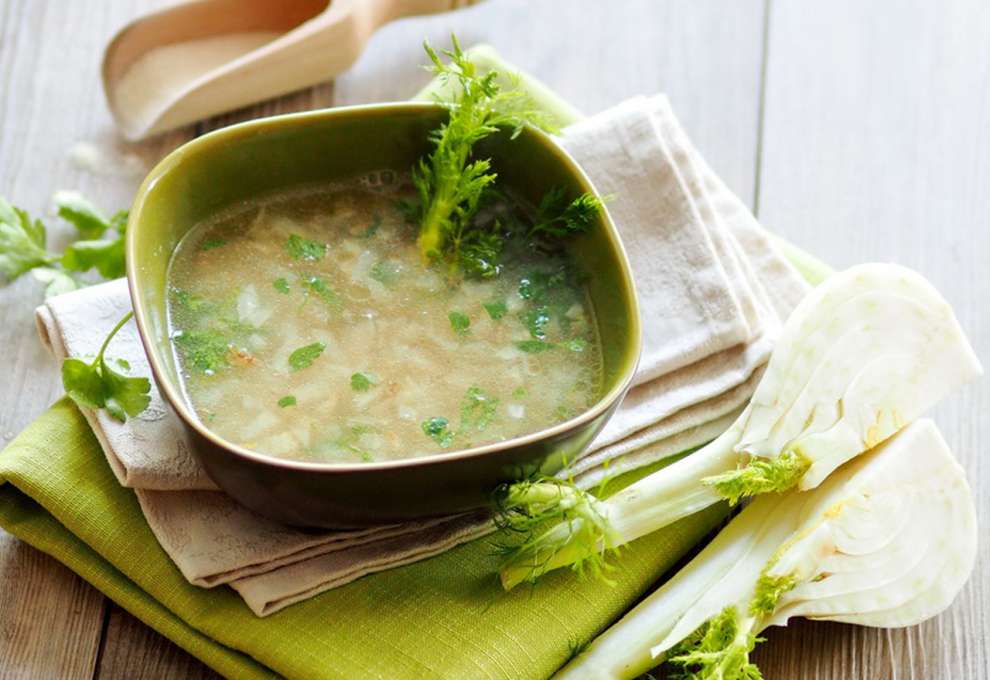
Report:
554,419,977,679
499,263,981,589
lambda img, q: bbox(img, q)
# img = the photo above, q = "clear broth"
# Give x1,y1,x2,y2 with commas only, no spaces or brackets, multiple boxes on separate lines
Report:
166,174,603,463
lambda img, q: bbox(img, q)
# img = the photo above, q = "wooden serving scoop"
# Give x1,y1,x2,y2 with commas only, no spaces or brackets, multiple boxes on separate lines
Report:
102,0,474,140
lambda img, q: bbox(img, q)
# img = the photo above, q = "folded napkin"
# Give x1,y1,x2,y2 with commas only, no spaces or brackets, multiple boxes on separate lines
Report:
0,402,729,679
1,49,832,678
33,86,808,616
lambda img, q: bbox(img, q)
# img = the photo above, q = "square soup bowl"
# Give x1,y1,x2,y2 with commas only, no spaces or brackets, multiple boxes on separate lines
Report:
127,103,641,528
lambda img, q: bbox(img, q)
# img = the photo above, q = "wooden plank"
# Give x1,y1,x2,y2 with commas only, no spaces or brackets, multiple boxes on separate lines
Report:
756,1,990,677
0,1,185,677
0,0,187,452
0,539,105,680
93,608,221,680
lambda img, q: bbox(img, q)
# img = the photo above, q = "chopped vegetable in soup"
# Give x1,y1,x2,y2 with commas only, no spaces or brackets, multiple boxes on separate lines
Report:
166,175,603,463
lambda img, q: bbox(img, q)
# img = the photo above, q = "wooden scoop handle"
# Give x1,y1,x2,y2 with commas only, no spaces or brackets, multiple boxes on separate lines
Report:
377,0,476,21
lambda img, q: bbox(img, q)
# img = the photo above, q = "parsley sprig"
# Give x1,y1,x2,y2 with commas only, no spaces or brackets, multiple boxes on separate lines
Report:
0,192,129,298
61,311,151,422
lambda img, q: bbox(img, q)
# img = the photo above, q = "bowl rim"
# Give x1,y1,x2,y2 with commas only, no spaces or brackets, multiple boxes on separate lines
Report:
127,101,642,474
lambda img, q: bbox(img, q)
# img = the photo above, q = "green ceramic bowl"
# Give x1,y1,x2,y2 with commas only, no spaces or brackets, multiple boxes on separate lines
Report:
127,103,641,528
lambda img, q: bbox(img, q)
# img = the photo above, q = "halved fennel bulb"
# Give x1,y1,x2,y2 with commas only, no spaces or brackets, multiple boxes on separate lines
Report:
498,264,981,589
556,419,978,680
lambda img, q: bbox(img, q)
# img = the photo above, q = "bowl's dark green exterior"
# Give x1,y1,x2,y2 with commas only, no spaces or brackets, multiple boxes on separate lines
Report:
127,103,641,528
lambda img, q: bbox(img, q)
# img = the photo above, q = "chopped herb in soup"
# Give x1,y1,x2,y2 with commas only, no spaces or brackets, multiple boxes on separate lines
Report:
166,175,603,463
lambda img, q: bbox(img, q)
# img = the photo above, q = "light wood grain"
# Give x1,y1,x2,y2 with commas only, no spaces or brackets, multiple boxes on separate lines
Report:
0,1,186,678
92,608,221,680
334,0,767,203
755,0,990,678
0,539,105,680
0,0,987,678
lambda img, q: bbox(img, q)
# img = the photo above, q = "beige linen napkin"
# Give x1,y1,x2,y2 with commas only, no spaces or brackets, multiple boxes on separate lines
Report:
36,284,216,490
35,95,807,616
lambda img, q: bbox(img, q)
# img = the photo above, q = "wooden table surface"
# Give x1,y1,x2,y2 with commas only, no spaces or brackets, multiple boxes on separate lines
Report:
1,1,987,678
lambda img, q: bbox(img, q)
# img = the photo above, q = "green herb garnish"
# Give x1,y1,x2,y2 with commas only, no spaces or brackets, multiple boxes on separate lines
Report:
303,276,341,308
483,300,508,320
1,194,127,299
515,340,554,353
171,288,214,314
173,329,230,374
61,311,151,422
53,191,114,239
277,395,297,408
422,416,454,448
199,238,227,251
286,234,326,261
562,338,588,352
460,386,498,433
61,234,127,279
408,36,554,276
360,216,382,238
519,306,551,340
311,423,379,462
350,372,374,392
0,198,56,281
518,268,567,304
30,267,79,297
289,342,326,372
449,311,471,335
369,260,402,287
273,277,290,294
528,186,605,241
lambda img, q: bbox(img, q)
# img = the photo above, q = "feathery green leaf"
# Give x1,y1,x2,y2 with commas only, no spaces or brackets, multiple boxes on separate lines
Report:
703,450,810,506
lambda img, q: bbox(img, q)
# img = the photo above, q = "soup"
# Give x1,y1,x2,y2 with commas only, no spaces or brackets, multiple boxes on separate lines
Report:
166,174,603,463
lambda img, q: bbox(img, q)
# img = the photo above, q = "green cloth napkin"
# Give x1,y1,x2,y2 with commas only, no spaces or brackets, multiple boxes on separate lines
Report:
0,50,833,680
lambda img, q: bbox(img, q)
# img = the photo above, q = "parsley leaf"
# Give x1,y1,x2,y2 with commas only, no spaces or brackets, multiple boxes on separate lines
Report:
273,277,290,294
518,268,567,305
562,338,588,352
61,234,126,279
289,342,326,371
173,329,230,374
277,395,297,408
61,311,151,422
53,191,115,239
350,372,374,391
170,288,215,314
422,416,454,448
483,300,507,320
449,311,471,335
31,267,80,298
0,198,55,280
460,386,498,433
286,234,326,261
515,340,554,353
519,306,551,340
199,238,227,251
303,276,341,308
2,193,129,302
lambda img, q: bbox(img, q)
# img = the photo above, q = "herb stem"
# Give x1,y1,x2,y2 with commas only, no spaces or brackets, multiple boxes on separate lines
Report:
96,311,133,363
